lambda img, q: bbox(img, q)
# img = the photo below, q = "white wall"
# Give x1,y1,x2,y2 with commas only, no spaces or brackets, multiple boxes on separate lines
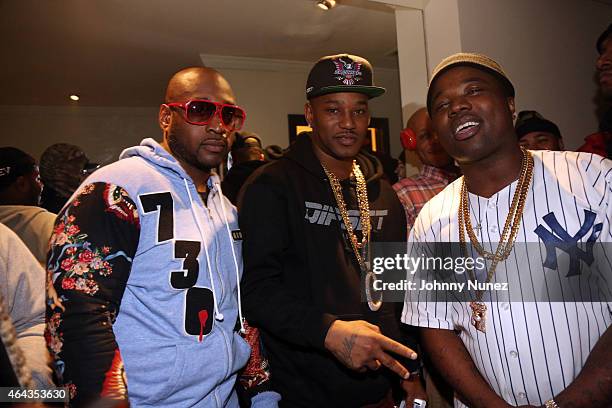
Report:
423,0,462,75
0,65,404,164
457,0,612,149
0,106,159,164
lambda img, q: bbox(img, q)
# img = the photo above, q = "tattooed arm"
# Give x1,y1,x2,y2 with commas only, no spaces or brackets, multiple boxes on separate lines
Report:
324,320,418,379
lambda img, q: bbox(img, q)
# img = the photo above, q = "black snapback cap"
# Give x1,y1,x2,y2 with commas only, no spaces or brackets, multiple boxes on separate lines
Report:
306,54,386,99
0,147,36,191
515,110,561,139
232,131,262,151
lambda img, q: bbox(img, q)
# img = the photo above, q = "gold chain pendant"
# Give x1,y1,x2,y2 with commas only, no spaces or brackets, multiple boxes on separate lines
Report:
469,301,487,332
460,148,534,333
321,161,380,311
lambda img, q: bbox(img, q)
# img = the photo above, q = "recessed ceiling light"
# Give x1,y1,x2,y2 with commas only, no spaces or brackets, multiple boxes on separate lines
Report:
69,94,80,101
316,0,336,10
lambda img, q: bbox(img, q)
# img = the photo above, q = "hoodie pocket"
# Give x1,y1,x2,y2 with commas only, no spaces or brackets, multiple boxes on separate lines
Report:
140,344,186,404
132,329,241,406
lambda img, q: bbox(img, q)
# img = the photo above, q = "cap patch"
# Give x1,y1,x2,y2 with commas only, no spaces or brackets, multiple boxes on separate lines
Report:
333,57,363,86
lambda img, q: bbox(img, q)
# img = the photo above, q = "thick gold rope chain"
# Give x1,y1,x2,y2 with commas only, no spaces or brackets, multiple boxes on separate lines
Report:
321,160,371,268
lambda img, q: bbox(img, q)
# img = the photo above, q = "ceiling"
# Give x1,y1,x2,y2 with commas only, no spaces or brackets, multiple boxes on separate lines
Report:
0,0,398,107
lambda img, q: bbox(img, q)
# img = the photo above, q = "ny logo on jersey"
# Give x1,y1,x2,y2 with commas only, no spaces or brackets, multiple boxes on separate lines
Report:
534,210,602,277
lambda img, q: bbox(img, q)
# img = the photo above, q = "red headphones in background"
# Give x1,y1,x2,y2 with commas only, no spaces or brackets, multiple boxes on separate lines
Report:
400,128,417,151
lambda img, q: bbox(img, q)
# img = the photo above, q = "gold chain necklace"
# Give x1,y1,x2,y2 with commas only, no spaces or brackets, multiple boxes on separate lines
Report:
459,147,533,332
321,161,381,311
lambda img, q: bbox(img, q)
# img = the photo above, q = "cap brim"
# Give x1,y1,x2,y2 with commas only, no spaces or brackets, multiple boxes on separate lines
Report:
308,85,386,99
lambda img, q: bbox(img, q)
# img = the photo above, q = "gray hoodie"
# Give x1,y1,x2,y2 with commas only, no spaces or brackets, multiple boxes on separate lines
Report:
0,223,53,387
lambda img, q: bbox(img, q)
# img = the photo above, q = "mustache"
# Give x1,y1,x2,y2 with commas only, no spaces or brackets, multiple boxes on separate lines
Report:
200,137,228,147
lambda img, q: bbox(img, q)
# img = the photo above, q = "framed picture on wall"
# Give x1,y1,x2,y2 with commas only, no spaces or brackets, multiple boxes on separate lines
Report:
287,114,390,154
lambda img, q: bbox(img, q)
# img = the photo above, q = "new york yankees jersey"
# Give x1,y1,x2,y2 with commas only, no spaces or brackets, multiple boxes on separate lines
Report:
402,150,612,407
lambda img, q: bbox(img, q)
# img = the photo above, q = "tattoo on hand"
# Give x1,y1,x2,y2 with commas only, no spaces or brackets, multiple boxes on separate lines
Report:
337,333,357,368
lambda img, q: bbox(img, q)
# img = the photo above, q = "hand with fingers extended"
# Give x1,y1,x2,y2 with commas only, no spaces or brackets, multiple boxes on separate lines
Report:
323,320,418,379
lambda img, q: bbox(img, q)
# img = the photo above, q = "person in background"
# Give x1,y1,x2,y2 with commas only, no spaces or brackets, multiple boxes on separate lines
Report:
515,110,564,151
240,53,419,407
395,151,407,181
372,151,400,185
0,223,53,388
393,108,459,233
578,23,612,157
263,145,284,162
39,143,99,213
46,67,279,407
221,131,267,205
0,147,55,265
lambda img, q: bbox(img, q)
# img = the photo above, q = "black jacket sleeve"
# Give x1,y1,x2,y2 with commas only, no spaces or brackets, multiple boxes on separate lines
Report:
240,177,337,351
46,182,139,406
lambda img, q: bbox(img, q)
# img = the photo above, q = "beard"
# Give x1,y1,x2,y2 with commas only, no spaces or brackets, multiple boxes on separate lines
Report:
167,130,218,172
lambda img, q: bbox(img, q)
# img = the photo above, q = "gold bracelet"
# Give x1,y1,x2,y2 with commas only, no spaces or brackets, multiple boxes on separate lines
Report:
545,399,560,408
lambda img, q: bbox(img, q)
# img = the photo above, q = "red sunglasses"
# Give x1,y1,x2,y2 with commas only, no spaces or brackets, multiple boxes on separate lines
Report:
164,99,246,131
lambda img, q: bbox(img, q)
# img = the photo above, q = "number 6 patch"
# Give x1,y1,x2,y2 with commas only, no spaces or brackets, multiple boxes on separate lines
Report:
185,287,214,342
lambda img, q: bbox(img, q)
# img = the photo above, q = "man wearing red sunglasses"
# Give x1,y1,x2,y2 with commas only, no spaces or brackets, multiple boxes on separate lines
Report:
45,67,278,407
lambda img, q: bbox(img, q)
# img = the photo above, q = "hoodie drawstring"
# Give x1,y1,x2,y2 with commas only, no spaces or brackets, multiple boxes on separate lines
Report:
183,178,224,322
214,181,246,334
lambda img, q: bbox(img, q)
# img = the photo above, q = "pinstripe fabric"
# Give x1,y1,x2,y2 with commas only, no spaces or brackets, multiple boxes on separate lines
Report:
402,150,612,407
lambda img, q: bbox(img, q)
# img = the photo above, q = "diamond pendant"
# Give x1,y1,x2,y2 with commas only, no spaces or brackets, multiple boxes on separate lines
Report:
470,301,487,333
365,270,382,311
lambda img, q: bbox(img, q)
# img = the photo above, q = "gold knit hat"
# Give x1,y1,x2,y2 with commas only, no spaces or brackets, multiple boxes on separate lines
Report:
426,52,515,114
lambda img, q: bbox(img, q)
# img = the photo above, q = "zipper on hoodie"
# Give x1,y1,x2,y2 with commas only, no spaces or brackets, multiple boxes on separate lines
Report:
206,197,226,301
220,327,233,389
195,182,226,301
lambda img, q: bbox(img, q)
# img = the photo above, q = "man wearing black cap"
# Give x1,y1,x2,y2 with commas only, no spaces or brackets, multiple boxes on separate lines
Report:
578,23,612,157
0,147,56,264
515,110,564,151
403,52,612,408
240,54,420,407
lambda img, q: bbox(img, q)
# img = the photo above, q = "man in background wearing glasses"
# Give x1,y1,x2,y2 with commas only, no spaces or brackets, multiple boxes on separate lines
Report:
46,67,279,407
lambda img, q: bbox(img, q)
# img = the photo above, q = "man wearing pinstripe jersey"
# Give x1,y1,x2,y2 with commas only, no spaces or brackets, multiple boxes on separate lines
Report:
403,53,612,408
